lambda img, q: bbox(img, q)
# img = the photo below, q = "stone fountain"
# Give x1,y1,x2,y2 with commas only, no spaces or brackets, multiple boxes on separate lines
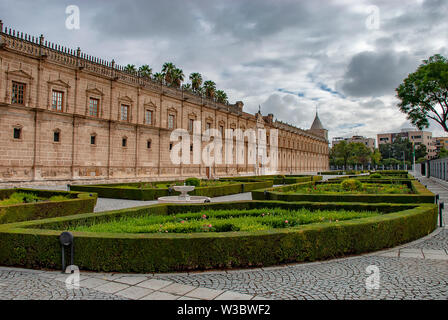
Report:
157,185,211,204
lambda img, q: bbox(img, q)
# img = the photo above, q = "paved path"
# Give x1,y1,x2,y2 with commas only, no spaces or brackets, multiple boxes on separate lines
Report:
0,174,447,300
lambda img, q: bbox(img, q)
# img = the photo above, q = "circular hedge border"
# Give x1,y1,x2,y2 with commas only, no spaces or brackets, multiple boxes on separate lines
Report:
0,201,438,273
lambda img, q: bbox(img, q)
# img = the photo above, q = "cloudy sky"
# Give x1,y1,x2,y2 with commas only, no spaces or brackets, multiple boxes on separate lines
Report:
2,0,447,143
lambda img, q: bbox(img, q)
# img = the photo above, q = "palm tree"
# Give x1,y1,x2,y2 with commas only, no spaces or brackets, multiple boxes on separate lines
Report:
215,90,228,104
138,65,152,79
124,64,137,73
172,68,185,87
189,73,203,92
182,83,193,92
153,72,164,84
203,80,216,99
161,62,176,85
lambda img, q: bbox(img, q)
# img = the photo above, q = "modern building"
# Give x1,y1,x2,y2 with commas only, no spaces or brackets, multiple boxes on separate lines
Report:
377,129,436,159
431,137,448,157
332,135,376,151
0,21,329,184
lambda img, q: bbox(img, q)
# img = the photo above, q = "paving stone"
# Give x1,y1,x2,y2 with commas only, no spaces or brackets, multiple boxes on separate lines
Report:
159,283,196,295
140,291,180,300
114,276,148,285
214,291,253,300
186,287,225,300
377,251,399,257
177,296,201,300
399,252,424,259
79,277,109,289
115,286,154,299
422,249,447,255
423,254,448,260
400,248,423,254
137,279,173,290
94,282,130,294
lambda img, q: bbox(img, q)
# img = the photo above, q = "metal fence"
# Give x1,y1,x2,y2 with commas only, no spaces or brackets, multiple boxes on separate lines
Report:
415,157,448,181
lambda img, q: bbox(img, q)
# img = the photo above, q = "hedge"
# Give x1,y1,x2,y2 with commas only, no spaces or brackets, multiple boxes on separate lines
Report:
70,180,273,200
0,188,97,223
0,200,437,273
251,179,435,203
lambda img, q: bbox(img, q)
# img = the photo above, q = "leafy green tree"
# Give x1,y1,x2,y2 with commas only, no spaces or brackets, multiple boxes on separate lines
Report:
371,148,382,166
438,147,448,159
415,144,427,159
138,65,152,79
182,83,193,92
189,73,203,92
396,54,448,132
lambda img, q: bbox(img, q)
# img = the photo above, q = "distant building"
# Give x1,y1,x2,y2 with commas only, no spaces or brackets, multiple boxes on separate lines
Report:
377,129,436,159
432,137,448,157
332,135,376,151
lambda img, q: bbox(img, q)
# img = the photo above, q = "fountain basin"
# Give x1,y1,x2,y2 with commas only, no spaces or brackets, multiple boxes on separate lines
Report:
157,184,211,203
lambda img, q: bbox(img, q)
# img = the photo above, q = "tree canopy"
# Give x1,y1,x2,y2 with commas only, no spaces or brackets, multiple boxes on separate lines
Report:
396,54,448,132
330,141,375,167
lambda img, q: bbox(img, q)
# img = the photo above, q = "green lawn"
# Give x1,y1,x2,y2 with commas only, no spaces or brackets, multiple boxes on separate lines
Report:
0,192,71,206
69,207,380,234
288,183,413,195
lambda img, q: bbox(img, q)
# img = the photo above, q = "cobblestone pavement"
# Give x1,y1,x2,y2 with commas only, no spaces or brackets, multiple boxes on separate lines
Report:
0,174,447,300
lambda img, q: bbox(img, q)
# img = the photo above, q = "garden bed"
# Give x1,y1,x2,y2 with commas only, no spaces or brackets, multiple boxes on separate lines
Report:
252,179,435,203
0,188,97,223
70,179,273,200
0,200,437,272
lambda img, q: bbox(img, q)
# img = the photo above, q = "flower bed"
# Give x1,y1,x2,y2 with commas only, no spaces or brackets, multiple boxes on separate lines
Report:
0,201,437,272
0,188,97,223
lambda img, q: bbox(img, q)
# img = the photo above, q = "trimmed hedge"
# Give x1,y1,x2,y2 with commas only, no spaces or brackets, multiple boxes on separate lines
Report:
0,188,97,223
0,201,437,272
70,180,273,200
252,180,435,204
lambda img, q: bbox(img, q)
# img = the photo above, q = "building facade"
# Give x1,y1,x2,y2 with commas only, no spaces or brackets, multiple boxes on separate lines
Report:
377,129,435,159
0,22,329,184
332,135,376,151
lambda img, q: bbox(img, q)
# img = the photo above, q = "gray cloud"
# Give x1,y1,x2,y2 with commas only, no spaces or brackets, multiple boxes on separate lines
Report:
337,51,419,98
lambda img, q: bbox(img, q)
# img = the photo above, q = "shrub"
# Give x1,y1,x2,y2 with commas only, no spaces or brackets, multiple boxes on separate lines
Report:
184,178,201,187
370,173,382,179
341,179,363,191
0,201,437,272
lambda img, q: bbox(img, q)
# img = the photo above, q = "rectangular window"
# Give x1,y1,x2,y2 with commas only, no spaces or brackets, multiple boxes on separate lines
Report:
89,98,99,117
147,140,151,149
52,90,64,111
169,143,173,150
121,105,129,121
12,82,25,104
206,123,211,130
90,135,96,145
168,114,175,129
145,110,153,125
122,138,127,147
54,131,60,142
219,125,224,137
13,128,21,139
188,119,194,132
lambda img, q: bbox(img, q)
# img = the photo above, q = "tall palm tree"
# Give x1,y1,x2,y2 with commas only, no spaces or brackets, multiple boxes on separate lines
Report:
124,64,137,73
189,72,203,92
182,83,193,92
153,72,164,84
172,68,185,87
138,65,152,79
215,90,228,104
203,80,216,99
161,62,176,85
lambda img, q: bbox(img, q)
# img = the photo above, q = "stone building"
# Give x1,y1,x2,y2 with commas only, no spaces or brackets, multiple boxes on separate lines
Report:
0,21,329,184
